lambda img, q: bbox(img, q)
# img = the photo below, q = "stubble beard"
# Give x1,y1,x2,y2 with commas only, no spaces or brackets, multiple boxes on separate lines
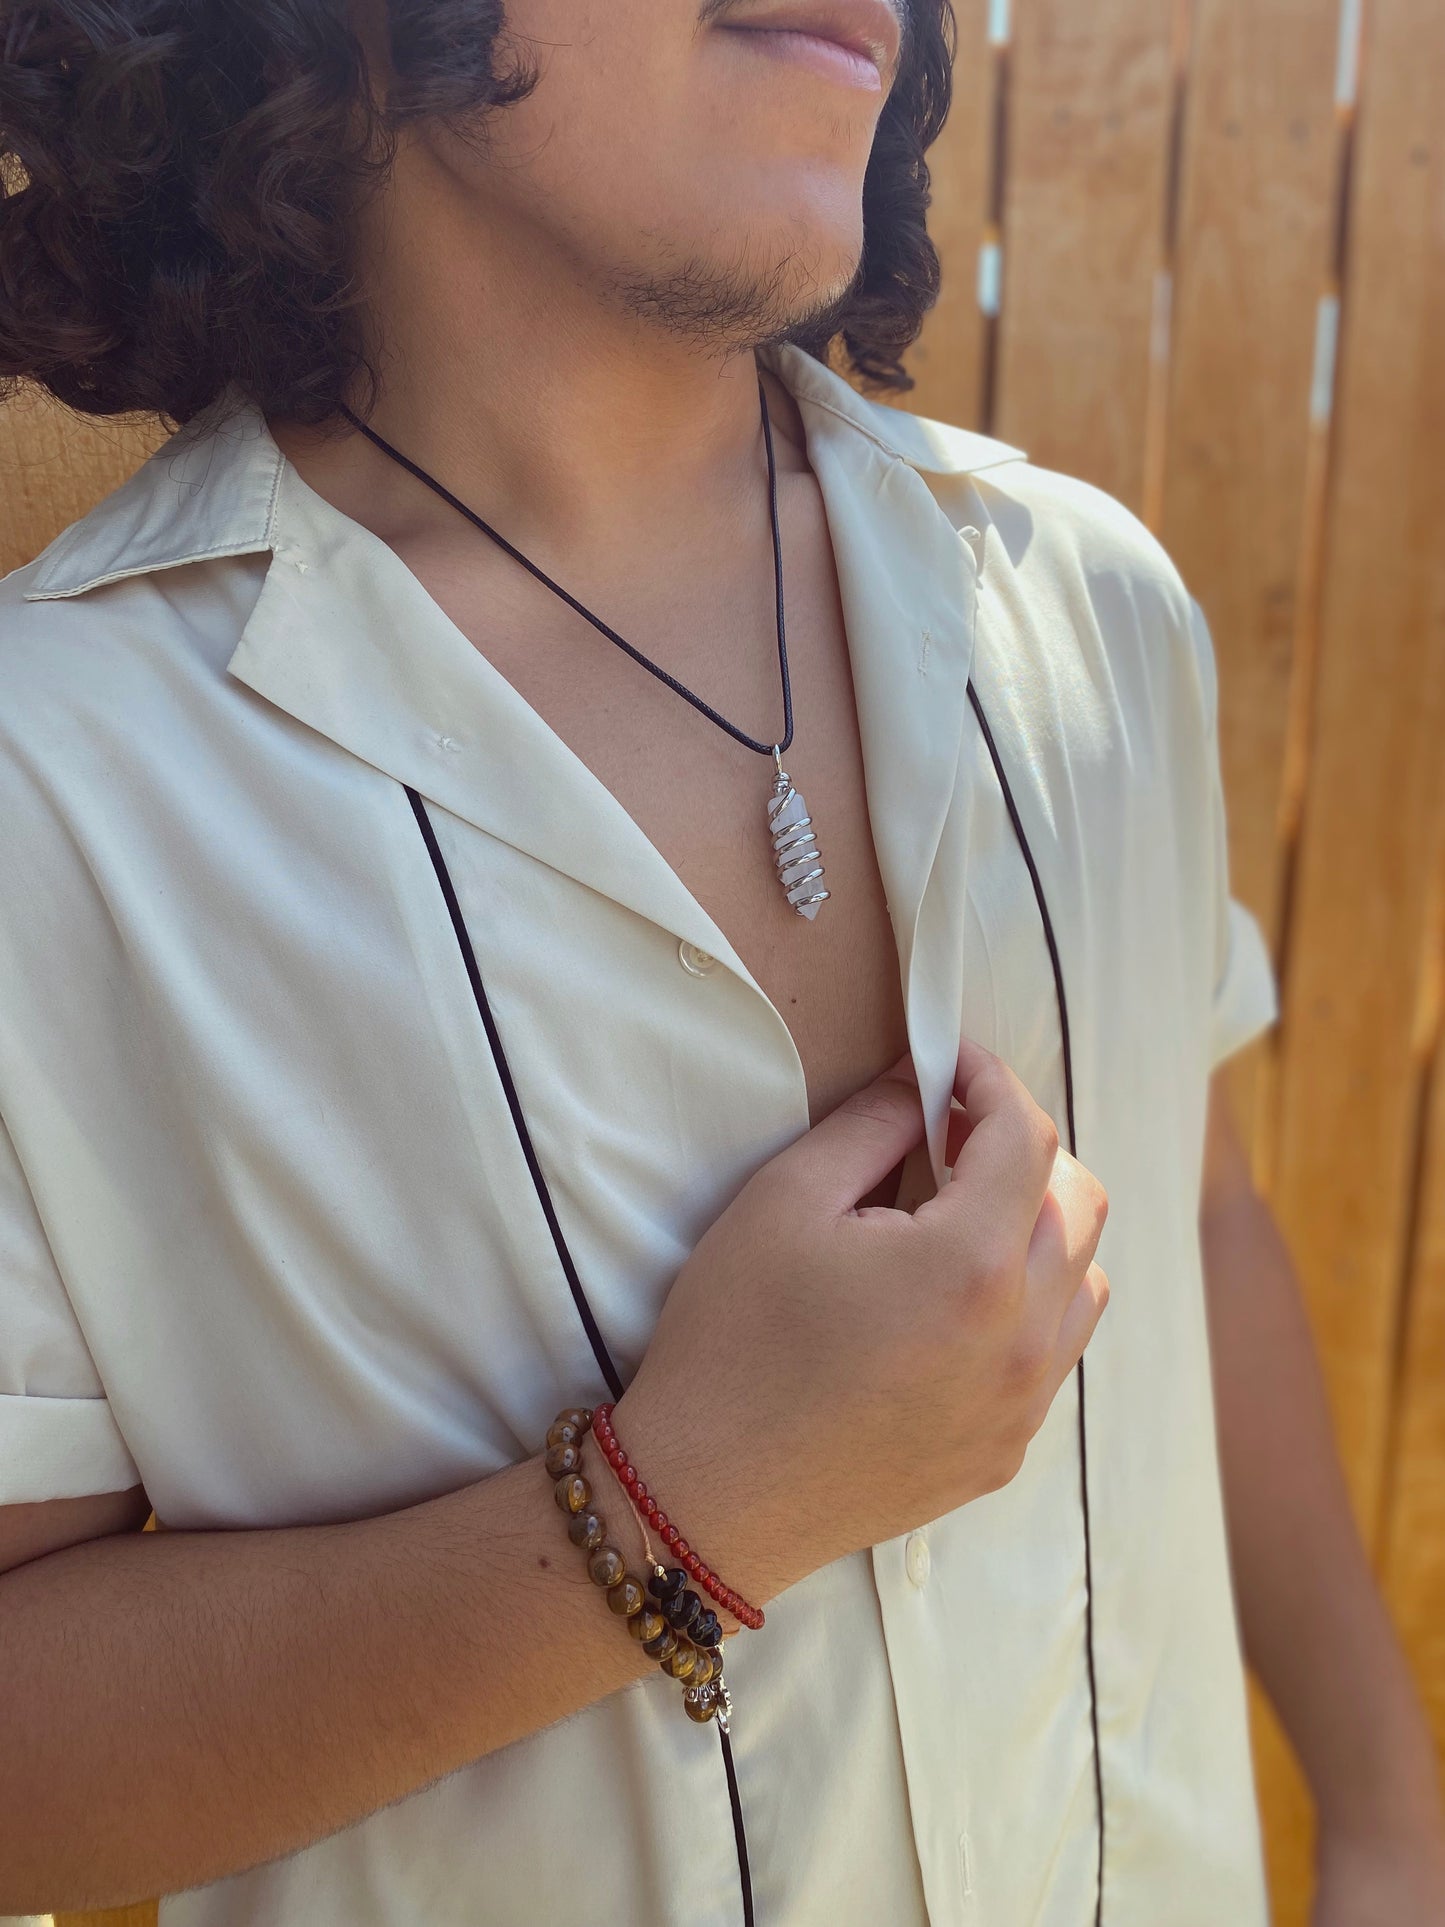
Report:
605,231,861,362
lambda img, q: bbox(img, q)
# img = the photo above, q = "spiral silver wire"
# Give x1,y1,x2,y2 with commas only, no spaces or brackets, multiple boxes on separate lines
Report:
768,770,831,918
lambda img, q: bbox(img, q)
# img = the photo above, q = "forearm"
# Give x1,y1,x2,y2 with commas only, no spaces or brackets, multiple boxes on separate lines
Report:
1202,1179,1442,1842
0,1428,659,1914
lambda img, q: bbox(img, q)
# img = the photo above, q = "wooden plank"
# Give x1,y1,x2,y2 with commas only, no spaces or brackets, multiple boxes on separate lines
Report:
992,0,1177,508
1159,0,1340,1167
1161,11,1352,1915
1384,934,1445,1754
54,1908,158,1927
900,0,996,426
1269,0,1445,1542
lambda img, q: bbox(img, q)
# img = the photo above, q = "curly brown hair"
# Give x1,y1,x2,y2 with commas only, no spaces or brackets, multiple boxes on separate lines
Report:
0,0,955,430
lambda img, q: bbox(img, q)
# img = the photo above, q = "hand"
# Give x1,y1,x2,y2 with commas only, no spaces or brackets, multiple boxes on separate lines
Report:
613,1035,1111,1605
1314,1828,1445,1925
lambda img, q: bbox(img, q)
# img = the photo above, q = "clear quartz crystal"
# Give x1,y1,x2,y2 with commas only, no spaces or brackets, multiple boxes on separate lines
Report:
768,769,829,920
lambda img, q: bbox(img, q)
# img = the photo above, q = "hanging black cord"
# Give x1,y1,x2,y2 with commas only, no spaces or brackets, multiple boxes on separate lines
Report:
406,788,624,1399
966,678,1105,1926
405,784,755,1926
338,375,794,758
400,661,1098,1927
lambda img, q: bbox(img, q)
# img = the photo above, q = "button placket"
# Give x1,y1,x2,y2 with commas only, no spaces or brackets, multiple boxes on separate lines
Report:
870,1531,970,1923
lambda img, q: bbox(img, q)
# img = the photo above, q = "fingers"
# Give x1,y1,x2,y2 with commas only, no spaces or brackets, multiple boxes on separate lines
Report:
1052,1263,1110,1382
917,1037,1060,1251
781,1052,928,1215
1027,1148,1109,1280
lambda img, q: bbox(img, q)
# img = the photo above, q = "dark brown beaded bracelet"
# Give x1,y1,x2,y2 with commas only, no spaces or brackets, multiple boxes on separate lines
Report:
547,1406,730,1729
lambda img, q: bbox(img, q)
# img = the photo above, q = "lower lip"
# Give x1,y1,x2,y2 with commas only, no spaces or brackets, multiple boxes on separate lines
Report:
721,26,884,92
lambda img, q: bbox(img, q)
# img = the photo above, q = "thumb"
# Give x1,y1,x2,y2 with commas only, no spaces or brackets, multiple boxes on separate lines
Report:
779,1052,925,1214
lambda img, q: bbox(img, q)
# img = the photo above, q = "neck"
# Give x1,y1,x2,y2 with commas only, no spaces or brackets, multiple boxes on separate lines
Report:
268,150,809,568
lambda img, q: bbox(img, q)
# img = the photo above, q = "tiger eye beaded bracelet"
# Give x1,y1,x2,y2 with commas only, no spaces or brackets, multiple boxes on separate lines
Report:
545,1407,732,1729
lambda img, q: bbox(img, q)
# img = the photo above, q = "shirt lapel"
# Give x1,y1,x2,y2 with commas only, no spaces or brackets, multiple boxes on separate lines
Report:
221,349,1032,1182
226,455,762,986
794,397,982,1188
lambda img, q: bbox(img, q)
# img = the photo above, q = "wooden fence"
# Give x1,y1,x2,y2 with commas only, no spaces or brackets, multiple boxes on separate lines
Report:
4,2,1442,1923
902,1,1445,1920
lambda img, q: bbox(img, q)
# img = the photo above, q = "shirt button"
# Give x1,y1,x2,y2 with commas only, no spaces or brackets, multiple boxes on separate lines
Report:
678,939,718,977
905,1531,931,1588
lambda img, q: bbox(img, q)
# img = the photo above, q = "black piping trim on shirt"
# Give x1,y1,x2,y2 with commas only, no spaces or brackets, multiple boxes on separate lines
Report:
406,784,624,1399
408,667,1100,1927
966,678,1106,1926
405,783,756,1927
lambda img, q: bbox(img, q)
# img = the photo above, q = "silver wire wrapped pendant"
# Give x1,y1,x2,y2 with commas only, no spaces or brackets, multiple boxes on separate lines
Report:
767,753,830,920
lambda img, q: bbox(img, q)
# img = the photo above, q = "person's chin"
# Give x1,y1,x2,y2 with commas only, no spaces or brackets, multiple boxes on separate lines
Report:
761,228,864,325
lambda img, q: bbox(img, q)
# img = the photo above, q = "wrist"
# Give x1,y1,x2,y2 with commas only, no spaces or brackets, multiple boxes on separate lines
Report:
607,1385,799,1610
592,1404,769,1636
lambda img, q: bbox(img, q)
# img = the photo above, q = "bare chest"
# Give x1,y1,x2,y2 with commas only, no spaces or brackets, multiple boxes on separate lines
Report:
418,517,911,1202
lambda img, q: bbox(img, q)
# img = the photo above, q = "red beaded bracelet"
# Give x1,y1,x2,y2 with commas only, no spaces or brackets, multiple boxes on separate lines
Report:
591,1403,765,1631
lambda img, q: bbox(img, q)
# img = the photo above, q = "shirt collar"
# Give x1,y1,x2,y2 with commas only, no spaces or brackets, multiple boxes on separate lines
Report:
21,343,1025,603
23,344,1029,1191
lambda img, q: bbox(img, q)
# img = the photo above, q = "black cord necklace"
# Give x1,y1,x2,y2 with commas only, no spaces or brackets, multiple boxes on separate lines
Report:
336,370,831,921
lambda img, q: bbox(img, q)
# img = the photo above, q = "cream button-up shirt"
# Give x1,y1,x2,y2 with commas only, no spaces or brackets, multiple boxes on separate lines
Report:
0,341,1278,1925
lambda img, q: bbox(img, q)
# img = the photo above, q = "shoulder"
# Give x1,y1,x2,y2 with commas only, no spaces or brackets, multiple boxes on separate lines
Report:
0,539,271,887
861,394,1224,814
0,536,268,735
0,388,278,758
924,430,1195,627
839,375,1201,653
916,435,1215,732
988,459,1183,590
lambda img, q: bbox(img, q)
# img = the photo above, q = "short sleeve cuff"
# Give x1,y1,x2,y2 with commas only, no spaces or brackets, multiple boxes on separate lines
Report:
1210,897,1279,1069
0,1390,141,1504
